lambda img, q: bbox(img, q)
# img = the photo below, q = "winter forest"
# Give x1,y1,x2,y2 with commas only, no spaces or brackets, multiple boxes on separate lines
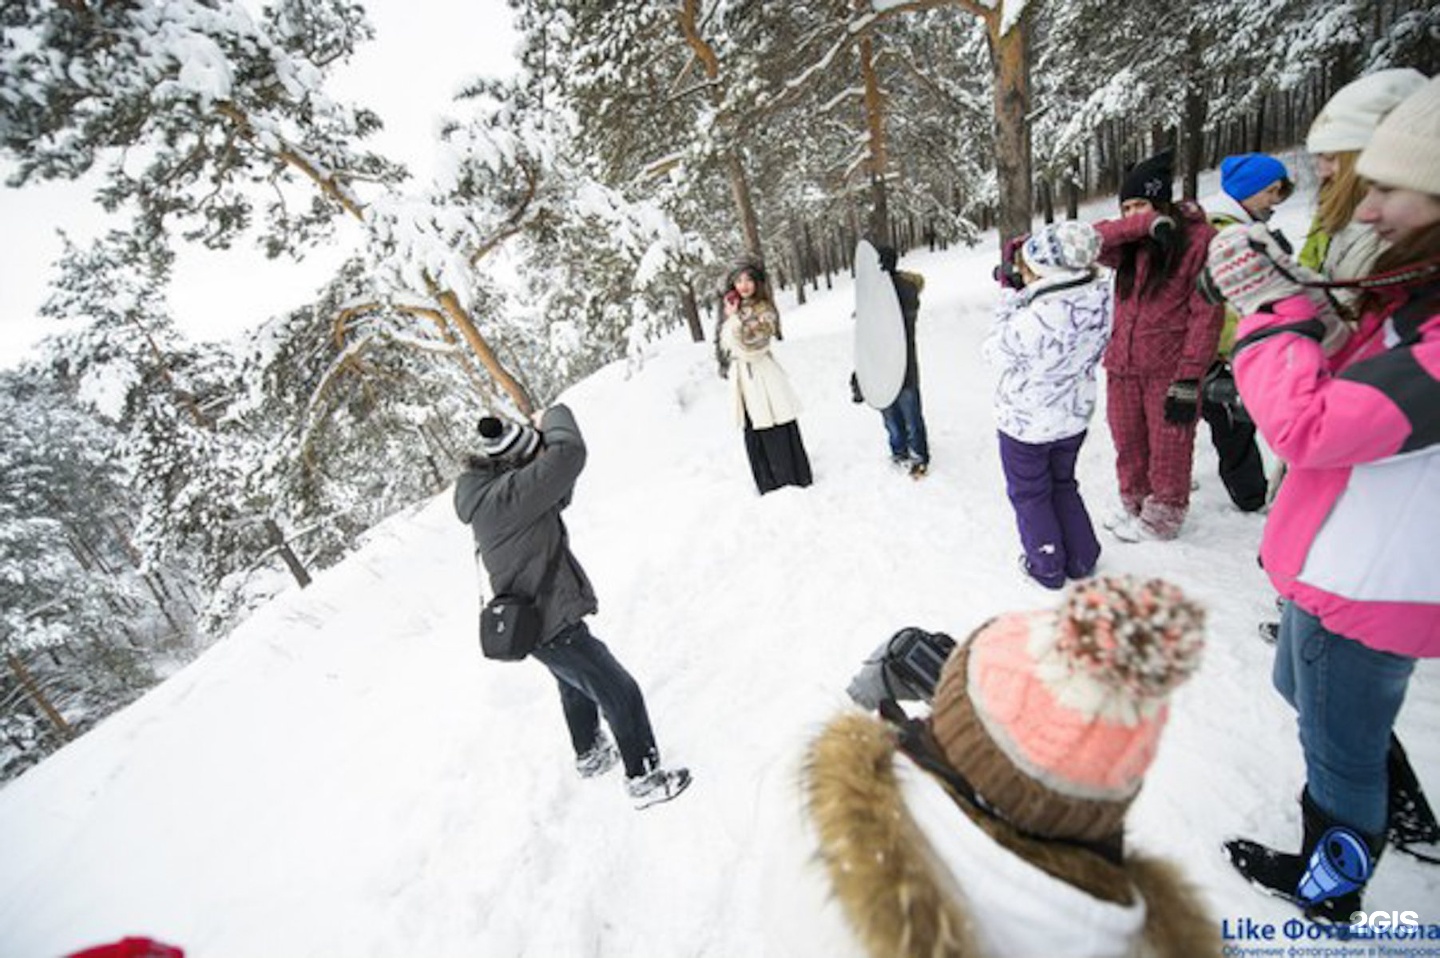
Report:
1,0,1436,782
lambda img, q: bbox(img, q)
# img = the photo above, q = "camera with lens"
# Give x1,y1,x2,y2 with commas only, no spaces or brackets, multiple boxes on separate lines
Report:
1197,267,1226,306
993,233,1028,291
846,627,957,710
1201,362,1250,423
994,261,1025,291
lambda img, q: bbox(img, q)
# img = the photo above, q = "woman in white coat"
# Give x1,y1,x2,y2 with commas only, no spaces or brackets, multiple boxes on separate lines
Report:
719,259,812,494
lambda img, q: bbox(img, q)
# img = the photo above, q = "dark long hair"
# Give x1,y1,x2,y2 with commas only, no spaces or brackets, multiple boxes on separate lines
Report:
727,264,774,309
1114,199,1190,300
714,262,782,352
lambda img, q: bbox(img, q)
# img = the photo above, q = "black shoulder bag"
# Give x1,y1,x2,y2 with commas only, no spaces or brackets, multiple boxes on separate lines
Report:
479,552,563,661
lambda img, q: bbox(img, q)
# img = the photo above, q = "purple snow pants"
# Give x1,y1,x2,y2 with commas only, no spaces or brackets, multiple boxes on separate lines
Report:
998,430,1101,589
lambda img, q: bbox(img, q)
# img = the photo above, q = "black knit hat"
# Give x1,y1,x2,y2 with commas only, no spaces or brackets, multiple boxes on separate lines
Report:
876,244,898,274
1119,148,1175,205
477,416,540,462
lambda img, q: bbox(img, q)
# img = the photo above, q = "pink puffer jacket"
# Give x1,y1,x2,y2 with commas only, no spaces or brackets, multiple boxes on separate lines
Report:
1232,285,1440,657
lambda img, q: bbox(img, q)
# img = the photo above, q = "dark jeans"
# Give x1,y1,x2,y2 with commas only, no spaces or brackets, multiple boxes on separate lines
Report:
1201,380,1267,512
882,384,929,464
998,430,1100,588
531,621,659,778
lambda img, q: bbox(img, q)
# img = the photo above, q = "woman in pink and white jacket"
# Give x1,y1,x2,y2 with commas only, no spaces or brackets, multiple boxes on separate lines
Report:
1206,75,1440,923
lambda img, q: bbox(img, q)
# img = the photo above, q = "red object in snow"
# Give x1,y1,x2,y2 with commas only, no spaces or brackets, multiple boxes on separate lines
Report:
66,937,184,958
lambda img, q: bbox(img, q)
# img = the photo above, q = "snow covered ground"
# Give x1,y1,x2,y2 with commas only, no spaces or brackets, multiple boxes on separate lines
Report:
2,181,1437,957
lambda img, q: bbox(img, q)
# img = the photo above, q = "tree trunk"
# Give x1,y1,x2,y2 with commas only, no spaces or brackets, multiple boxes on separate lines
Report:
803,221,821,291
6,652,72,742
986,9,1033,247
1181,32,1207,202
681,282,704,342
431,286,536,415
857,4,892,245
725,149,764,258
263,519,312,589
1067,156,1081,219
789,229,807,305
1105,121,1123,193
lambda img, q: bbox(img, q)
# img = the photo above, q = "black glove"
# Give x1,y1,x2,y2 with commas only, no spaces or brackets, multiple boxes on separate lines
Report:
1163,379,1200,424
1150,215,1177,252
849,372,864,404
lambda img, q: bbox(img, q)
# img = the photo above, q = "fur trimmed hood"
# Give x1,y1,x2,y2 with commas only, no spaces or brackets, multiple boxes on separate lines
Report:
803,712,1219,958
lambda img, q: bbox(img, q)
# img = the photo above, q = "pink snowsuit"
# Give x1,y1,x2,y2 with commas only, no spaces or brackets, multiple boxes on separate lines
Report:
1094,202,1223,534
1232,286,1440,657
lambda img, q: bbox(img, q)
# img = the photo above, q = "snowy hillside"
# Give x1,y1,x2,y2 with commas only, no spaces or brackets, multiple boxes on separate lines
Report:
2,184,1437,957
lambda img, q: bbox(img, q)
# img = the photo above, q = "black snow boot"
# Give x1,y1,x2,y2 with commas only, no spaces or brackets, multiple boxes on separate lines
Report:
1389,734,1440,863
1225,789,1384,924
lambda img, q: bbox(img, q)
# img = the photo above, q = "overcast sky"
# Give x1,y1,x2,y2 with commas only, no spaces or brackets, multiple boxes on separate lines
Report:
0,0,518,369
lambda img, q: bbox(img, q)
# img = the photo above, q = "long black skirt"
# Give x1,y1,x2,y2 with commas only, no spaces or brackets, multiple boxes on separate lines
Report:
743,415,813,494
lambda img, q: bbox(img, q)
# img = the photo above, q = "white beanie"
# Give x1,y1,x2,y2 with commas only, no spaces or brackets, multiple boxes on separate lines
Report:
1020,220,1101,278
1357,74,1440,197
1307,69,1427,154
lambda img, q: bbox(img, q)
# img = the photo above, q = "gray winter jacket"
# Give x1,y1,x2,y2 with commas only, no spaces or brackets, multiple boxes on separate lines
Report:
453,404,598,645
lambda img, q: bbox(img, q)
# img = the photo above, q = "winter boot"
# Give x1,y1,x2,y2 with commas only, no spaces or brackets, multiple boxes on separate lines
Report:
1017,554,1063,591
627,766,692,810
909,460,929,479
1100,506,1137,532
1389,734,1440,863
575,730,620,779
1225,789,1383,923
1109,513,1164,543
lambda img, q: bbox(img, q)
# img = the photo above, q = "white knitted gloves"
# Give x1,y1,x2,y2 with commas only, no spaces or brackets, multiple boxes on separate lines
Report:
1207,223,1351,352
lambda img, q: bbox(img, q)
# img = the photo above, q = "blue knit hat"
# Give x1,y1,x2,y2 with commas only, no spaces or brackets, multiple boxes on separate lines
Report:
1220,154,1291,202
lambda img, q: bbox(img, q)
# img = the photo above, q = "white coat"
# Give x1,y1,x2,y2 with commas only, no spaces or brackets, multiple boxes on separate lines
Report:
721,302,801,429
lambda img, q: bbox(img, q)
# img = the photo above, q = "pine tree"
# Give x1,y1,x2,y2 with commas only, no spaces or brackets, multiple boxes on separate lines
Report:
0,369,157,780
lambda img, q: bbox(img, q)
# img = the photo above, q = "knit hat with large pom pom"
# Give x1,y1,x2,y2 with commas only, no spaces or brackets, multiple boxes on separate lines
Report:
929,576,1205,845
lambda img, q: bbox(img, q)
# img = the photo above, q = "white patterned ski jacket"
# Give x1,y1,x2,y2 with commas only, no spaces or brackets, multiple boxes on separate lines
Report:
983,271,1114,444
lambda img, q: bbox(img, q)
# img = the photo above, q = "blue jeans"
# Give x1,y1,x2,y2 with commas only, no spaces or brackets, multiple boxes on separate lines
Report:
882,385,929,464
1272,602,1416,835
530,621,659,778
